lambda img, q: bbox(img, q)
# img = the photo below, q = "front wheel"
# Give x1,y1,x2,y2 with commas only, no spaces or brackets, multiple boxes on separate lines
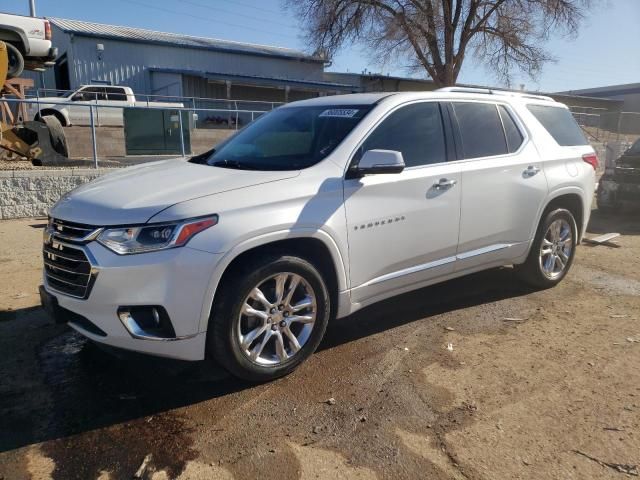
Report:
516,208,577,289
207,255,330,382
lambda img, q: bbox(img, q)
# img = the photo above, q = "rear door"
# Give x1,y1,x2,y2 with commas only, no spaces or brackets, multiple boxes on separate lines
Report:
450,101,548,270
344,101,462,305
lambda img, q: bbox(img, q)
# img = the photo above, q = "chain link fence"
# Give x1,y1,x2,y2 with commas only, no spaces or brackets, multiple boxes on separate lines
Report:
570,107,640,173
4,89,640,171
1,96,275,168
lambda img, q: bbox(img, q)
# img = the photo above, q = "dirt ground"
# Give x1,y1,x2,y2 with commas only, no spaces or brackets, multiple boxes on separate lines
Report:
0,211,639,480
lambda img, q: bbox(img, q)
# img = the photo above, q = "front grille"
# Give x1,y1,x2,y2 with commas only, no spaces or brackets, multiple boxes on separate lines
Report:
43,218,102,298
48,218,101,243
43,239,95,299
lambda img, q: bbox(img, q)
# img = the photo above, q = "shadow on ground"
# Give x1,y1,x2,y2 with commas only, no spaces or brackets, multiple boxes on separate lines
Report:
0,266,533,455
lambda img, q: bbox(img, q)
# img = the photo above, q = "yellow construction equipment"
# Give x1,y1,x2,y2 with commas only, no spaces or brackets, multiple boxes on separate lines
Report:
1,40,69,165
0,41,6,84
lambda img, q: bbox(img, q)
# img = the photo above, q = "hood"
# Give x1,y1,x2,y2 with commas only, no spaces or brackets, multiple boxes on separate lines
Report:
50,159,299,225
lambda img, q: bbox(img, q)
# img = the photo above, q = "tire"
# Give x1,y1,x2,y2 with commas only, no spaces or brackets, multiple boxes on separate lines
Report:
516,208,578,289
40,115,69,157
6,43,24,79
207,254,330,382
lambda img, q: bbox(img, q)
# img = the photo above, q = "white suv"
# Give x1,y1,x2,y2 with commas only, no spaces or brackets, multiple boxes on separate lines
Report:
40,88,597,381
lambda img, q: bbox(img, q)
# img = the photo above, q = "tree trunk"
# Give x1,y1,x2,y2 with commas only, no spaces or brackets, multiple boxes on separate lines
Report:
430,66,457,88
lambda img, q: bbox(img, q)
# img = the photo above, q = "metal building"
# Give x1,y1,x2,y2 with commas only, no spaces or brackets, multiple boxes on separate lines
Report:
325,72,623,113
42,18,353,102
560,83,640,113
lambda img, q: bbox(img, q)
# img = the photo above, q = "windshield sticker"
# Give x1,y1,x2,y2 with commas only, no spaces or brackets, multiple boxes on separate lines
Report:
319,109,360,118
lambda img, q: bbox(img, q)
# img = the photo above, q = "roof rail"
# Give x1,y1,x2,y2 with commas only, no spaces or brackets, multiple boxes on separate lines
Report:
436,86,555,102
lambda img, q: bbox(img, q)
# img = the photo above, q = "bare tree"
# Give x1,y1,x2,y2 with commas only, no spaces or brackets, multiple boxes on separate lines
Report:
287,0,594,87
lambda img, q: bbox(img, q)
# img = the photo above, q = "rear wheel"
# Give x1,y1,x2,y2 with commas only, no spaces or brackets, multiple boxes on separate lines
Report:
517,208,577,289
6,43,24,79
40,115,69,157
207,254,330,382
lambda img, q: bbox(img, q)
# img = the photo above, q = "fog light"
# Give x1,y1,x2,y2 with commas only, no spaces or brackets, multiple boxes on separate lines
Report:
117,306,176,340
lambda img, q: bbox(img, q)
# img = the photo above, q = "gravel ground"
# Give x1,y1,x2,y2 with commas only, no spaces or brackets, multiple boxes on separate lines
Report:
0,210,639,480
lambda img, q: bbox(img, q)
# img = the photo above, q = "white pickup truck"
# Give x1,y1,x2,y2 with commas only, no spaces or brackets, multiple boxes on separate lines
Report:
29,85,183,127
0,12,57,77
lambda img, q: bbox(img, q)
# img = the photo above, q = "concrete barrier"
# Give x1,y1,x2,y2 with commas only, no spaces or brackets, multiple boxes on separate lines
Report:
0,168,116,220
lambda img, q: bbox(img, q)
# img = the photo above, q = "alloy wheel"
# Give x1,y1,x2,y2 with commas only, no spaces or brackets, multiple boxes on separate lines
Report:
539,218,573,279
236,272,317,366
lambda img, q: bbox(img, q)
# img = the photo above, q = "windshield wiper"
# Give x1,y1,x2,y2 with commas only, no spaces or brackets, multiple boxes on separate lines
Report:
189,148,215,164
211,159,256,170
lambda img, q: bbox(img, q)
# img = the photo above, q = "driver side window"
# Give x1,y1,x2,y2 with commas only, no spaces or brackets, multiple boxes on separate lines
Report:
359,102,446,168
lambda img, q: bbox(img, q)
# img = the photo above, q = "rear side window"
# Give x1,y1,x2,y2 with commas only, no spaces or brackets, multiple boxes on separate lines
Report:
452,102,507,158
526,104,588,146
106,87,127,101
360,102,446,167
498,105,524,153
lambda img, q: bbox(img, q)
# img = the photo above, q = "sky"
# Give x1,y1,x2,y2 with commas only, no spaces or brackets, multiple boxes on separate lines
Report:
7,0,640,93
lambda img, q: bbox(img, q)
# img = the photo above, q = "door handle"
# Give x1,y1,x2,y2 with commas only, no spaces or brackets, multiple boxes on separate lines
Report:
434,178,457,190
523,165,540,177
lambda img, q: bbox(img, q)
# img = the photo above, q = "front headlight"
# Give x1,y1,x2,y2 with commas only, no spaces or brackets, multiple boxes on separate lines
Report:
97,215,218,255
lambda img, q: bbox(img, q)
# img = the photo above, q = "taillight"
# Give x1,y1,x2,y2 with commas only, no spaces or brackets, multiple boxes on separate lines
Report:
44,20,52,40
582,153,598,170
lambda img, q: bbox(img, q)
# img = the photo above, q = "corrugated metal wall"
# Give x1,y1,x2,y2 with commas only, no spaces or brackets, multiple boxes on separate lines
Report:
182,75,227,99
59,33,323,96
182,75,325,103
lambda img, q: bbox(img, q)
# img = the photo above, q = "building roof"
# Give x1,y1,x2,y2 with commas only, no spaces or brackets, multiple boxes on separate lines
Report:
559,82,640,97
48,18,323,63
150,68,356,91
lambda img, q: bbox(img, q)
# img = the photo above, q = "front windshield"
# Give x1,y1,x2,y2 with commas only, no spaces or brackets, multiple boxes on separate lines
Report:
206,105,371,170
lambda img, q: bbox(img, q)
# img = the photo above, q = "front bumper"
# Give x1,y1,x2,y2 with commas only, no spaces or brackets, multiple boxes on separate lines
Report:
42,241,222,361
598,178,640,208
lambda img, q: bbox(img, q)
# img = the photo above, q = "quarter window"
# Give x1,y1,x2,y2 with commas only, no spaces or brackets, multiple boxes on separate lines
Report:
498,105,524,153
452,102,508,159
359,102,446,168
526,104,588,146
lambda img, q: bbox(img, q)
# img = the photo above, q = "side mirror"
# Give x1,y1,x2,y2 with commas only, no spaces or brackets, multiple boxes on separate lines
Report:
352,149,405,177
72,93,85,101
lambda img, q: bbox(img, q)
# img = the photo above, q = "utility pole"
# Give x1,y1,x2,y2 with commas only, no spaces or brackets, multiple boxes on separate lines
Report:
29,0,36,16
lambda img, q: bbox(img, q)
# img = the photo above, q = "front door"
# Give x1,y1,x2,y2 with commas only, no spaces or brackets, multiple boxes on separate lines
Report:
344,101,461,306
68,86,107,126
